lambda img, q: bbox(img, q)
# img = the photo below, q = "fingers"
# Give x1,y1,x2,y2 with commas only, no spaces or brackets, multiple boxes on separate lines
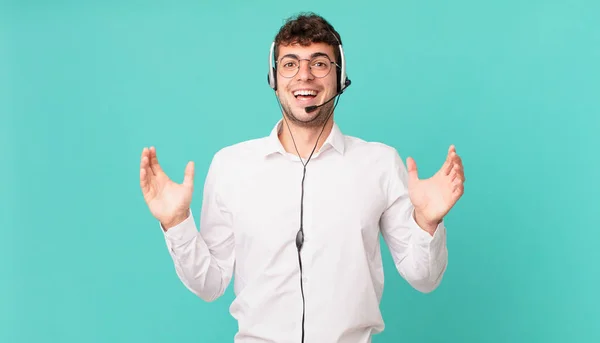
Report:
448,145,462,167
440,145,456,175
406,156,419,182
449,164,466,183
140,147,151,194
446,145,465,202
140,167,150,194
149,146,164,176
183,161,195,188
448,144,456,155
445,145,465,181
450,162,465,192
441,157,452,175
452,178,464,198
447,146,465,199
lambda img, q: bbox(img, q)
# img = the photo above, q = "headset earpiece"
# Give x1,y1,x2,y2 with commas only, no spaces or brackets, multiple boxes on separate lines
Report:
268,67,277,91
337,44,347,94
267,42,277,90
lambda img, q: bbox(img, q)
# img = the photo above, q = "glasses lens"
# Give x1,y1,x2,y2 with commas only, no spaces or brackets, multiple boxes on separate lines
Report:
309,56,332,78
279,57,299,78
278,56,333,78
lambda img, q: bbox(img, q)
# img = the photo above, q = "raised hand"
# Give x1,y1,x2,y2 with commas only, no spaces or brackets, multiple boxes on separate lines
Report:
406,145,465,234
140,146,195,230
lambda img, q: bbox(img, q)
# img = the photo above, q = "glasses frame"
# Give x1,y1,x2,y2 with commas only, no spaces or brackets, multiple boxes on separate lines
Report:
275,55,341,79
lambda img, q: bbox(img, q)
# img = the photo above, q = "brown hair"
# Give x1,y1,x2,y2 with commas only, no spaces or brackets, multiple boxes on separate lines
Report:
274,12,342,64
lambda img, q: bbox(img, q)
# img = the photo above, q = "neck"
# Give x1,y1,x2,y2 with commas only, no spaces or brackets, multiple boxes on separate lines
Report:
279,118,334,159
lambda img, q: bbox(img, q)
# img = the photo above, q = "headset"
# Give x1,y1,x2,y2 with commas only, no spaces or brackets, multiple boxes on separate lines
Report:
266,32,351,343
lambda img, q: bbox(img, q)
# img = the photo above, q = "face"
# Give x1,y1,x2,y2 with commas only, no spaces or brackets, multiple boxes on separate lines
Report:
275,42,338,128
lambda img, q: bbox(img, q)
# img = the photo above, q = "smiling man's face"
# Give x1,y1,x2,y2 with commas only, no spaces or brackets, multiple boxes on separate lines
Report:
276,42,338,128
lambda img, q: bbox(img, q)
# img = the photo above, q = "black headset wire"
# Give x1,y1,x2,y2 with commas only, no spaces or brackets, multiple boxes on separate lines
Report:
272,92,341,343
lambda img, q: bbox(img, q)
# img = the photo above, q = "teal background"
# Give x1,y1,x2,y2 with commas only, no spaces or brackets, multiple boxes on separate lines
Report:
2,0,599,342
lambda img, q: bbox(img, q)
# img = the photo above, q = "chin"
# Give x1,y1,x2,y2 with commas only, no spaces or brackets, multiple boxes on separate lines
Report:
294,110,319,122
285,105,331,128
279,92,333,127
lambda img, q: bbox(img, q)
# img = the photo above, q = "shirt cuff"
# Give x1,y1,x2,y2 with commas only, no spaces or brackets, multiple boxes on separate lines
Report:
159,209,198,247
409,210,448,284
409,209,446,251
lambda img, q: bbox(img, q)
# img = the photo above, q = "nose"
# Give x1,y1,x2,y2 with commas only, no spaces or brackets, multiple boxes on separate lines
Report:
296,60,314,81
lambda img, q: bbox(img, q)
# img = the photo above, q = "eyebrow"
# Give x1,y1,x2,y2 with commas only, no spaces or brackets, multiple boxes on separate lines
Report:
280,52,331,60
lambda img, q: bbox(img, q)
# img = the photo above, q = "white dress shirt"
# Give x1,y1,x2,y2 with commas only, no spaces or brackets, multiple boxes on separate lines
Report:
160,120,448,343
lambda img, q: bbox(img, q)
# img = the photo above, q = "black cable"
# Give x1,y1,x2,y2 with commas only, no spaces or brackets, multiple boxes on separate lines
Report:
274,93,341,343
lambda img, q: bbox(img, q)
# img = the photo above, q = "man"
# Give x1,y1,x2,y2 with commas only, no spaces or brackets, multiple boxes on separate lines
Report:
139,12,464,343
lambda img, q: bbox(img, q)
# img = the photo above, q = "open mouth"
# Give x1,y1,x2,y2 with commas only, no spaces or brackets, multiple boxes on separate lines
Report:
293,89,319,101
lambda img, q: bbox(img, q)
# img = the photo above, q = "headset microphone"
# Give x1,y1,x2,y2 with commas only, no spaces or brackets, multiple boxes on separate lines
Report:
304,79,351,113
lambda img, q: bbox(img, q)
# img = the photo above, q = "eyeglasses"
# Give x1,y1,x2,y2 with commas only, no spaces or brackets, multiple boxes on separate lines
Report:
276,55,339,78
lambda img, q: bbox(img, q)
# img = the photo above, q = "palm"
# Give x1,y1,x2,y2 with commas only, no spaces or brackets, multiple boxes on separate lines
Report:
144,174,192,221
140,147,195,225
406,145,465,224
409,171,460,222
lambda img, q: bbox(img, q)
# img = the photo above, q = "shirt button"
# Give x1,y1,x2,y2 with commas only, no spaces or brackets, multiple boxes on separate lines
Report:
302,276,308,283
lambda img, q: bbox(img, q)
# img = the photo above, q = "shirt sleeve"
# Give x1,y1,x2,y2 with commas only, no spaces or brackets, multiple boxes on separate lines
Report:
379,148,448,293
160,152,235,302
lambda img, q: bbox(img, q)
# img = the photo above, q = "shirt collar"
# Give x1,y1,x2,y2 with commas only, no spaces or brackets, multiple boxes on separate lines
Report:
263,119,345,157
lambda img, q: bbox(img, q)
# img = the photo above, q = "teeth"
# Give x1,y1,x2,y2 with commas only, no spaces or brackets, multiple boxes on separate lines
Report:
293,90,317,96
